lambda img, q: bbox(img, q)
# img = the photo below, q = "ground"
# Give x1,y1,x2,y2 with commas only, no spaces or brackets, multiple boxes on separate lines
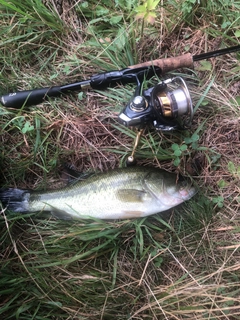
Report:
0,1,239,319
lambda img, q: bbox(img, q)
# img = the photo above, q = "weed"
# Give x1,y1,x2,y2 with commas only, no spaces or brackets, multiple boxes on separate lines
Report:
171,142,188,166
135,0,160,25
11,116,35,134
212,195,224,208
181,0,199,17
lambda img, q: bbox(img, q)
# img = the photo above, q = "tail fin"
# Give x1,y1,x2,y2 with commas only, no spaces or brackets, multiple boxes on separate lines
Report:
0,188,30,212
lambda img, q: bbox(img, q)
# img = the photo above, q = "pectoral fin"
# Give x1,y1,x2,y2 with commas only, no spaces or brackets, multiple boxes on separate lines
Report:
116,189,148,203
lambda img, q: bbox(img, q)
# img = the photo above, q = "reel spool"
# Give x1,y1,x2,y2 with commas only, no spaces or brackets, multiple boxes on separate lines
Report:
151,77,193,129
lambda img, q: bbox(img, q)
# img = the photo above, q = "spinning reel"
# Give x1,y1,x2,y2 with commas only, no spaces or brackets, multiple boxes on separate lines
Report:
118,76,193,164
119,76,193,130
1,44,239,164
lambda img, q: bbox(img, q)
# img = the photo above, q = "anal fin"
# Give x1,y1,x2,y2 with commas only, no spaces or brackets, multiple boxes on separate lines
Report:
51,207,73,220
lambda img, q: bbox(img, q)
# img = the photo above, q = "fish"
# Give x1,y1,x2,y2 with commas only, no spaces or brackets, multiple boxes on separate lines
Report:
0,166,196,220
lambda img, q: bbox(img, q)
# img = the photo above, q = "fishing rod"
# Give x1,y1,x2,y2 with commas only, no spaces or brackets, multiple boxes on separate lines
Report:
1,44,239,111
1,44,239,164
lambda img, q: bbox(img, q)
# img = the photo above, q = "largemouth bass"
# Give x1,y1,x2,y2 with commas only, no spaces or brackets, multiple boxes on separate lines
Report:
0,166,195,220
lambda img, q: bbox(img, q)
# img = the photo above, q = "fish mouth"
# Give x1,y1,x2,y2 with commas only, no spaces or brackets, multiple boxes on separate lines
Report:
162,185,196,207
179,185,196,200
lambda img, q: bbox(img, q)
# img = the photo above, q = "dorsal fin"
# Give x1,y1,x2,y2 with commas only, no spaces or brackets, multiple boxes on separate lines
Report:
60,164,96,185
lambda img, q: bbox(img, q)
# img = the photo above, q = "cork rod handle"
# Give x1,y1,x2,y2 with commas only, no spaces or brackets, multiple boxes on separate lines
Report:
128,53,194,74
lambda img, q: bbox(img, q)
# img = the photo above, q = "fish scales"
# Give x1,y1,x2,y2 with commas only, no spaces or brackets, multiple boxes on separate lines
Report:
0,166,196,220
29,168,151,219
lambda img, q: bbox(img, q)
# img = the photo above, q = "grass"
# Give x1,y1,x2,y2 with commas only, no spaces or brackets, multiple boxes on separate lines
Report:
0,0,240,319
